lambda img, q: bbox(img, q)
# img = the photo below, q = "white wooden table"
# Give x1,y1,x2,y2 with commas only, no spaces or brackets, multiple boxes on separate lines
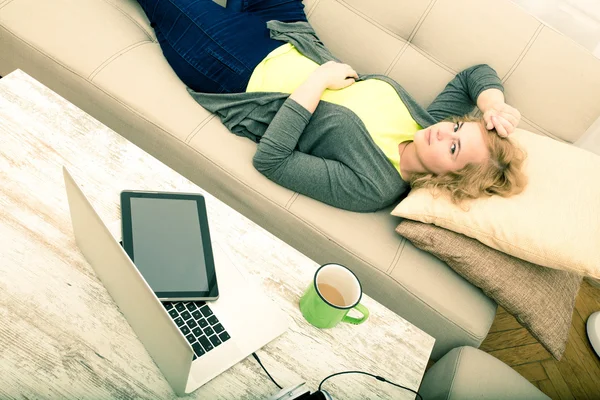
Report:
0,70,434,399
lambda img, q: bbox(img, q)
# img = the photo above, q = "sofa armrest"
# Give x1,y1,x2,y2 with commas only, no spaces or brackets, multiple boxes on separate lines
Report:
419,346,550,400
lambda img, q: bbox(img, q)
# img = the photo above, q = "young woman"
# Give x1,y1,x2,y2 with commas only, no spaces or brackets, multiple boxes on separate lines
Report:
137,0,527,212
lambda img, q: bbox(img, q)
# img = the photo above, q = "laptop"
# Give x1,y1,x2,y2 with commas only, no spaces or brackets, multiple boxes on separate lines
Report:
62,167,288,396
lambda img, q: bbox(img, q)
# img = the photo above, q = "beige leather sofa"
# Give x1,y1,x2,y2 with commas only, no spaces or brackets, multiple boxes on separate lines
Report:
2,0,599,364
420,346,550,399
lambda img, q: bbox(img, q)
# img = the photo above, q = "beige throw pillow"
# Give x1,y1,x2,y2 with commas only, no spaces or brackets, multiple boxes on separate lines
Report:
391,129,600,279
396,219,582,360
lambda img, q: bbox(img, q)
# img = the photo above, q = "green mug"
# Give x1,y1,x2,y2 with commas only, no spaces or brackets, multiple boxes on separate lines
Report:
299,263,369,329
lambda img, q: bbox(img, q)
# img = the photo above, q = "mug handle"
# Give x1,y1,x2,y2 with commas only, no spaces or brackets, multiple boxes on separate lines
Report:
342,303,369,325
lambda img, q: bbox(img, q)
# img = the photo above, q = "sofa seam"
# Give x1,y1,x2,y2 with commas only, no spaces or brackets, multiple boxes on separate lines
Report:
409,44,457,75
383,0,437,76
100,0,157,43
406,0,438,44
88,40,153,81
501,23,543,83
501,24,576,142
0,22,487,343
386,239,406,275
305,0,321,18
185,114,217,143
446,348,464,400
332,0,407,42
0,0,14,11
0,24,86,85
520,116,566,142
384,43,409,76
285,192,299,210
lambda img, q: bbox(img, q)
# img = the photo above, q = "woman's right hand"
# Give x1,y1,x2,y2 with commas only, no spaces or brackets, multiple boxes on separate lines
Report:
311,61,359,90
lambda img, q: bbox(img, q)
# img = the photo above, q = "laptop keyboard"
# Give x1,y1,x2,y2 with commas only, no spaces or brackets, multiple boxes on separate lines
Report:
162,301,231,360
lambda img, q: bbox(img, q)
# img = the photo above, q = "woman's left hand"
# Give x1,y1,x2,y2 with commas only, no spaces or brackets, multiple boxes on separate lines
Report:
482,102,521,138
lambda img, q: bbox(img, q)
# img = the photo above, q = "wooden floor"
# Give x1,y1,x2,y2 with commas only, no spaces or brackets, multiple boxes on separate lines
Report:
482,280,600,399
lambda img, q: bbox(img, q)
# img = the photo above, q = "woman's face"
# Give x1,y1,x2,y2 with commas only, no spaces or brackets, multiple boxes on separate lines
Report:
413,121,489,175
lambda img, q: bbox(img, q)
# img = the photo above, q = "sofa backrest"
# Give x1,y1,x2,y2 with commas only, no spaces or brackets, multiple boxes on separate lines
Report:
303,0,600,153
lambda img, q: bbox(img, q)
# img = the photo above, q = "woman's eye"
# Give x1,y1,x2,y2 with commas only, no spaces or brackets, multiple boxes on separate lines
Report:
453,123,460,132
450,143,457,155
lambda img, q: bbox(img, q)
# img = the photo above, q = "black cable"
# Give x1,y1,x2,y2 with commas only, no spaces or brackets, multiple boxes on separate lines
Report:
252,352,422,399
252,352,283,390
318,370,423,400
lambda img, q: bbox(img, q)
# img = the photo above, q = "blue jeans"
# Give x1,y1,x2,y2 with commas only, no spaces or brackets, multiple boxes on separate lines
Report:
137,0,307,93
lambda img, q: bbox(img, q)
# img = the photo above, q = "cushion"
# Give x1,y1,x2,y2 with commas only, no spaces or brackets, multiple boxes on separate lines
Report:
395,219,582,360
391,129,600,279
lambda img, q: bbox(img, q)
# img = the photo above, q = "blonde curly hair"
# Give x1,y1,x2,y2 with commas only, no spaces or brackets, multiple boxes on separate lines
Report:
408,115,528,205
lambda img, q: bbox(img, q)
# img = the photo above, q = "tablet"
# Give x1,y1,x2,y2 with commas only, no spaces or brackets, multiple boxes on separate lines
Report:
120,191,219,301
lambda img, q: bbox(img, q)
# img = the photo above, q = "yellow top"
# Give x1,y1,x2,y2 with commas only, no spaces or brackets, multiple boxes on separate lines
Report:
246,43,422,176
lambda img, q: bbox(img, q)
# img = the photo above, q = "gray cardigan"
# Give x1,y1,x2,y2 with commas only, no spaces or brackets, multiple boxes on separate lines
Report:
188,21,504,212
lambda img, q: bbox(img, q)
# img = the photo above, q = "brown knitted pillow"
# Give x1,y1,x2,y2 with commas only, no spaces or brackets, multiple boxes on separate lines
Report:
395,219,582,360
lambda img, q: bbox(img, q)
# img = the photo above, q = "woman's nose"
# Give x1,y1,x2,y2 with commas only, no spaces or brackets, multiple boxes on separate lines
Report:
437,129,455,141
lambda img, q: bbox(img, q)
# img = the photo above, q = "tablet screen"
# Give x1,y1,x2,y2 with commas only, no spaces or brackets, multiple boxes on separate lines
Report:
121,192,218,300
